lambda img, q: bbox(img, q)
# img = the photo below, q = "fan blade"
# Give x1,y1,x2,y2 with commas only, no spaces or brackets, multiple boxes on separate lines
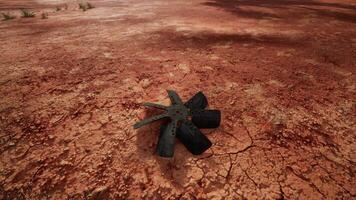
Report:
142,102,167,110
133,113,169,129
176,121,212,155
156,120,178,157
191,110,221,129
167,90,183,105
184,91,208,110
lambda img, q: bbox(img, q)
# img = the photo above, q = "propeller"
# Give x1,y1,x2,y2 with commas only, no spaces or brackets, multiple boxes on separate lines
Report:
133,90,221,157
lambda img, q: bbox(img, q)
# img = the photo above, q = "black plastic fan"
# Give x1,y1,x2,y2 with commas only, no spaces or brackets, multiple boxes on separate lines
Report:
133,90,221,157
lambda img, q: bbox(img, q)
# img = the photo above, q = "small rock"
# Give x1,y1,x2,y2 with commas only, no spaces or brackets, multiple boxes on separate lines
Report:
282,131,289,138
88,186,109,200
60,160,73,166
64,138,72,143
210,54,219,60
177,63,190,74
140,79,151,89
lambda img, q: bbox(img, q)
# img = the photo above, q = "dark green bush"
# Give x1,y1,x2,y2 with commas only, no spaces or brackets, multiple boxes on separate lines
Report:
1,12,15,21
21,9,36,18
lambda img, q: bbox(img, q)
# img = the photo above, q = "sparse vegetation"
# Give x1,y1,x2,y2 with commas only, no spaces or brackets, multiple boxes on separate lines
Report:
41,12,48,19
79,3,87,11
1,12,15,21
21,9,36,18
64,4,68,10
56,7,61,11
87,2,95,9
79,2,94,11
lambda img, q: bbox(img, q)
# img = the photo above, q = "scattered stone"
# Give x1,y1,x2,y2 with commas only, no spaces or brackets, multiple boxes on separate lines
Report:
203,66,213,71
187,167,204,183
177,63,190,74
103,52,113,58
210,54,220,60
8,142,15,147
64,138,72,143
88,186,109,200
60,160,73,167
140,79,151,89
206,189,225,200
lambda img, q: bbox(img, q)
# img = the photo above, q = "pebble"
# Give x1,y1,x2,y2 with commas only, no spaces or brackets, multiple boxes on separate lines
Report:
177,63,190,74
60,160,73,166
88,186,109,200
140,79,151,89
64,138,72,143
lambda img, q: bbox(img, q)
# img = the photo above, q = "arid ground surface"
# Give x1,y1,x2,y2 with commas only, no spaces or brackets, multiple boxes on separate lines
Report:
0,0,355,199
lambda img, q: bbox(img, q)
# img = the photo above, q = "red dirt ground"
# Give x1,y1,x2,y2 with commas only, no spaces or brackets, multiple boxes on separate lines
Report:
0,0,355,199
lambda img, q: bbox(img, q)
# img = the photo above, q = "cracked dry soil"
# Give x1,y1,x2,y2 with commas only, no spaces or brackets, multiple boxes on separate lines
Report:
0,0,355,199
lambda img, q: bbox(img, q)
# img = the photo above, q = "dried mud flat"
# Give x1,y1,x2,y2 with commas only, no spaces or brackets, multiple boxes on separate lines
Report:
0,0,355,199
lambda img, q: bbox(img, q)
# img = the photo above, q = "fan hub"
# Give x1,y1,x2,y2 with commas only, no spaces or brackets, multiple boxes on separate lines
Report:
167,105,188,121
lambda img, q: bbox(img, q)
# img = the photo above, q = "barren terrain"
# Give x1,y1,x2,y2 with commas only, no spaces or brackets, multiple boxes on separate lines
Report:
0,0,355,199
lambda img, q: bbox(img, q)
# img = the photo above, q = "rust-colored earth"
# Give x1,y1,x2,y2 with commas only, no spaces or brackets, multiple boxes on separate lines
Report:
0,0,355,199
